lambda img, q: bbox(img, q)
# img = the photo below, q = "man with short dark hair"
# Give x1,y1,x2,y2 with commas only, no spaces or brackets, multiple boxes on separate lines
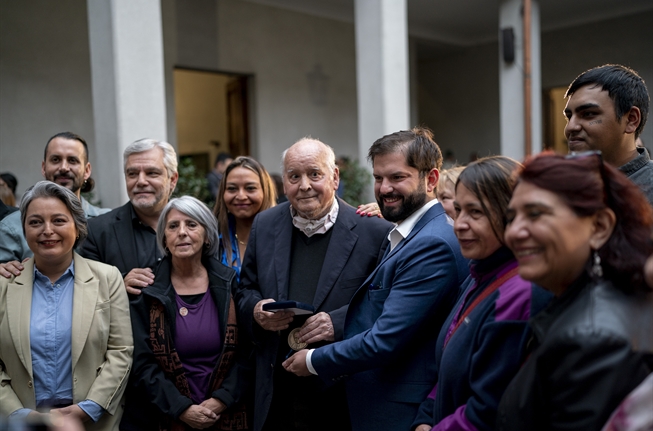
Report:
283,128,469,431
207,152,233,199
42,132,110,217
236,138,392,431
564,64,653,204
0,132,109,266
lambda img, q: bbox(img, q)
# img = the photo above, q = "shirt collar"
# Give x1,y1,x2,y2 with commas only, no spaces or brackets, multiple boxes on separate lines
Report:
33,259,75,284
290,198,339,237
388,199,439,250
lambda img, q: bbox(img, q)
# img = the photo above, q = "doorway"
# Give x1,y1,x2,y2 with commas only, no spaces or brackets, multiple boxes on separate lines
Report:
174,68,250,176
543,86,568,154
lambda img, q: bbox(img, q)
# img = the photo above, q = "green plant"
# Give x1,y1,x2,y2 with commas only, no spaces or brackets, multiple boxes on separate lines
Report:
339,158,372,207
172,158,214,207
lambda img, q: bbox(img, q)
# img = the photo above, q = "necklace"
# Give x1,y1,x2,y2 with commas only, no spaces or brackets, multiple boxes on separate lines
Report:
235,233,247,246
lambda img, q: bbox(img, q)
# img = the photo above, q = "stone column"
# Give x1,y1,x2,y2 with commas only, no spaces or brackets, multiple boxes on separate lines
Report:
354,0,410,167
499,0,542,160
87,0,168,208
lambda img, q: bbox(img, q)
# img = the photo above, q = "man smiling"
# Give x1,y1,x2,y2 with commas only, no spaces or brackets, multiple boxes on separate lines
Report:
41,132,110,218
80,139,178,295
564,64,652,204
0,132,108,265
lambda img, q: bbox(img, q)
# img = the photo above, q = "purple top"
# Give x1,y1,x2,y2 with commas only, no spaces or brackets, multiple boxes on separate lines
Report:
175,292,222,404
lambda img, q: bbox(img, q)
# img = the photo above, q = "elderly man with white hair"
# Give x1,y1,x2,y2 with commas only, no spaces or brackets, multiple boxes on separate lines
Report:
236,138,392,431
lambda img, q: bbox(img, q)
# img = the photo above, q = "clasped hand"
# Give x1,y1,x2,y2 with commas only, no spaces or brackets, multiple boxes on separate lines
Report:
180,398,226,429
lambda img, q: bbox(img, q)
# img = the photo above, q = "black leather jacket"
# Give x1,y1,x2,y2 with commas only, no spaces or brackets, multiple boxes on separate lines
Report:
497,272,653,431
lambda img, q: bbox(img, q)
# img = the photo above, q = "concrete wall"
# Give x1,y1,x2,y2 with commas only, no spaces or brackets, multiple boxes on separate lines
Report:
215,0,359,174
1,1,650,202
417,42,500,165
0,0,94,200
416,9,653,164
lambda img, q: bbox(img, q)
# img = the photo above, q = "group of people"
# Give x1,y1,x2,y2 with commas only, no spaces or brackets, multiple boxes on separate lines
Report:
0,64,652,431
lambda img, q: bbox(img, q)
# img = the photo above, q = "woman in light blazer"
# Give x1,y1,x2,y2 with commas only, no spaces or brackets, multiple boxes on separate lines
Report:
0,181,132,430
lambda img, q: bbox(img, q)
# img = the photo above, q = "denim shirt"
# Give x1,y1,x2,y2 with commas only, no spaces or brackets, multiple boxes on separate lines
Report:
11,261,104,421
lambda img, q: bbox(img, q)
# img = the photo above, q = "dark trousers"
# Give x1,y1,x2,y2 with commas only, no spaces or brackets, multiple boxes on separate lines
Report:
262,364,351,431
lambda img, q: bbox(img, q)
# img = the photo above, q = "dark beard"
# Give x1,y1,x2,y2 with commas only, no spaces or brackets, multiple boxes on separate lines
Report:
52,172,82,194
378,182,427,223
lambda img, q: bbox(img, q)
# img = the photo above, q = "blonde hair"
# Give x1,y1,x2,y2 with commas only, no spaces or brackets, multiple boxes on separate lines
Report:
436,166,464,195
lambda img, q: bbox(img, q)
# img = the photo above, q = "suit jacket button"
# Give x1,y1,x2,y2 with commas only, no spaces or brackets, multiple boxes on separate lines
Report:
28,380,33,388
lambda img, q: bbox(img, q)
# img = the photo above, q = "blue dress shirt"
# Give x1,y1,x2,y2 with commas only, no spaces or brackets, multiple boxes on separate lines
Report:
11,261,104,421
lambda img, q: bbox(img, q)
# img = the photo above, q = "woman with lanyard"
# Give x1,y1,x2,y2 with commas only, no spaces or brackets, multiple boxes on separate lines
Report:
413,156,552,431
213,157,276,278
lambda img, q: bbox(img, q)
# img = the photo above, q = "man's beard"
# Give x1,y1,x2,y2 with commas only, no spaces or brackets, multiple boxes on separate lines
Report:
51,172,82,194
378,181,427,223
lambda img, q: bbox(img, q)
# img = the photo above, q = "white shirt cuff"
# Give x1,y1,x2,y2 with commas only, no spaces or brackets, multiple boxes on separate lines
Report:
306,349,318,375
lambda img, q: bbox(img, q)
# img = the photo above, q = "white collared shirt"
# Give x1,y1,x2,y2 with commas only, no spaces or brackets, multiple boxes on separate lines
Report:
290,198,339,237
388,198,439,251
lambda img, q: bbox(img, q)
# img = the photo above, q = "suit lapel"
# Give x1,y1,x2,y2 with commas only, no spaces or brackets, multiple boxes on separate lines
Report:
6,259,35,376
71,254,99,370
113,206,139,270
356,202,444,290
274,207,293,301
312,203,358,310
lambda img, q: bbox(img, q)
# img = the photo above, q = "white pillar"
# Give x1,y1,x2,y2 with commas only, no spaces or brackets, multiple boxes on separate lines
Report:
499,0,542,161
354,0,410,167
87,0,168,208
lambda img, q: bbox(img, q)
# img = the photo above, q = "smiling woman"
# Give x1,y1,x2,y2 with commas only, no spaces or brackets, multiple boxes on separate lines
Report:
497,152,653,431
0,181,132,430
413,156,552,431
213,157,276,276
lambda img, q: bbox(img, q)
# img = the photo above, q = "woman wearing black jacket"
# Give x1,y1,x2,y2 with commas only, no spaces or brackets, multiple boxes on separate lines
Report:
121,196,251,431
497,152,653,430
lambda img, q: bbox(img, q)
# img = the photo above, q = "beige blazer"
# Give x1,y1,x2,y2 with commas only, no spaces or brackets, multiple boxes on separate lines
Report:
0,253,133,431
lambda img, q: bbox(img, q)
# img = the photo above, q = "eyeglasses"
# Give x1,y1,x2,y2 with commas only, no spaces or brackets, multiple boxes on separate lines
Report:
565,150,609,203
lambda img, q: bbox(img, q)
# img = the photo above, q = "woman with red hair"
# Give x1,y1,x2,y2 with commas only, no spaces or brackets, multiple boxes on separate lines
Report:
497,152,653,430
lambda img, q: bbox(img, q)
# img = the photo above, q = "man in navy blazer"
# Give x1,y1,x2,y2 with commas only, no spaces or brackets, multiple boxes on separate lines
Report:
283,128,469,431
236,138,392,431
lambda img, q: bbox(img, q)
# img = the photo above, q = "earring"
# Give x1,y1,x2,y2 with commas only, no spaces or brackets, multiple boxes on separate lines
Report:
591,250,603,278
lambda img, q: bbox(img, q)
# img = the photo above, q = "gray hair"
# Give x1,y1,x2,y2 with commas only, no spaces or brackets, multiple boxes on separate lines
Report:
20,181,88,249
281,137,337,175
123,139,178,179
156,196,220,257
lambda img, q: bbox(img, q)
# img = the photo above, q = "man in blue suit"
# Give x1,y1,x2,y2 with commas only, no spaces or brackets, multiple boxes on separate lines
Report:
283,128,469,431
236,138,392,431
